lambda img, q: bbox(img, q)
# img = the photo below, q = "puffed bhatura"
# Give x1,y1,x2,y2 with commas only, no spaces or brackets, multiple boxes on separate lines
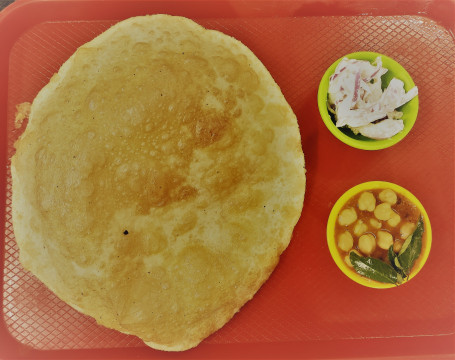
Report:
11,15,306,351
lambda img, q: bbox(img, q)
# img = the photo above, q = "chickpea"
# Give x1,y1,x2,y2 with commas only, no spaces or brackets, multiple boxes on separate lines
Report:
377,230,394,250
345,249,362,267
338,231,354,252
393,239,404,253
358,191,376,211
338,207,357,226
379,189,398,205
353,219,368,237
369,218,382,229
358,233,376,256
400,222,416,239
387,210,401,227
374,202,392,221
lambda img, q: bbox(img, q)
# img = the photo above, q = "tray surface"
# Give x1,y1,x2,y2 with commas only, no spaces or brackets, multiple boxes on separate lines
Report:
1,0,454,359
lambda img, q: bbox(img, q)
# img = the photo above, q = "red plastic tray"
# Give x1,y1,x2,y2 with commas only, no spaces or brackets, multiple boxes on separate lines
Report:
1,0,454,359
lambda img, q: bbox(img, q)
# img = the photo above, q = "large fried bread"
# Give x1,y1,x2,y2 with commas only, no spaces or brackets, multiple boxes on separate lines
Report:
11,15,306,351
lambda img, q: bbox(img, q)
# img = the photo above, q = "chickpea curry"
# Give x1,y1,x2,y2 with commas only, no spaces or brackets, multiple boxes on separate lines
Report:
335,188,425,285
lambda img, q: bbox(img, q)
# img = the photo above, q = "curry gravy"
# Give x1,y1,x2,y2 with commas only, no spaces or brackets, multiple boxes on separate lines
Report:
335,188,422,265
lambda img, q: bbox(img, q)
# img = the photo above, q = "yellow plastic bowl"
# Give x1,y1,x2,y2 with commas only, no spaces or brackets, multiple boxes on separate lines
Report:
327,181,431,289
318,52,419,150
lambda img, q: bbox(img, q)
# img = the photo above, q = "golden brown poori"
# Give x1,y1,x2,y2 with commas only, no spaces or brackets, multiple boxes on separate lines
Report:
11,15,306,351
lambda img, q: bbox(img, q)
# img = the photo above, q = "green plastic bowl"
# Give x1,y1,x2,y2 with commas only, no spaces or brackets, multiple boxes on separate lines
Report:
318,52,419,150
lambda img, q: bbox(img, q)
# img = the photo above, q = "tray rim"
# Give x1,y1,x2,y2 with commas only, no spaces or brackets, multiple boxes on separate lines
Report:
1,0,454,359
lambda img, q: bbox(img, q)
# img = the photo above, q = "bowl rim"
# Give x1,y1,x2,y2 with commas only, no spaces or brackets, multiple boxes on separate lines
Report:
317,51,419,150
327,181,432,289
